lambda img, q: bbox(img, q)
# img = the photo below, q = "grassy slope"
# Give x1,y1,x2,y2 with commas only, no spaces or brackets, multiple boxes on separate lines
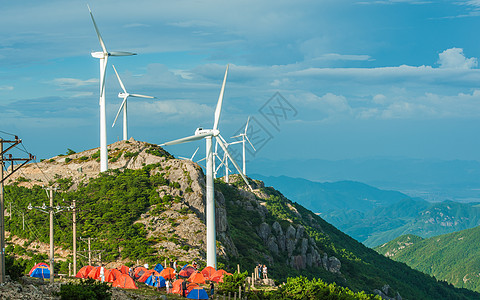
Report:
375,228,480,292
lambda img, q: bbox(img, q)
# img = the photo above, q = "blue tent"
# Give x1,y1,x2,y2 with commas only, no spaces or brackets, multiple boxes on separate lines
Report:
30,265,50,279
154,263,164,273
187,287,209,299
145,275,166,288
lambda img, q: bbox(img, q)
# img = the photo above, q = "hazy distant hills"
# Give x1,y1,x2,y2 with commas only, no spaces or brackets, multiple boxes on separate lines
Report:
254,174,480,247
248,157,480,202
374,228,480,292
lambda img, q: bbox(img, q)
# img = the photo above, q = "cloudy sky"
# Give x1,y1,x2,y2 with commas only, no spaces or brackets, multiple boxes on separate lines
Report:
2,0,480,166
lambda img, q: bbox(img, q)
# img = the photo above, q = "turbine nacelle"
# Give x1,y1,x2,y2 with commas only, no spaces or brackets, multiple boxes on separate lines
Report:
118,92,129,99
194,128,219,137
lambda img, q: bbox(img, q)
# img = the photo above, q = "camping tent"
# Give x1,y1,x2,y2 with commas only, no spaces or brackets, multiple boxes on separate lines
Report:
210,269,232,283
188,271,206,284
159,267,175,280
187,287,210,299
76,265,94,278
145,274,166,288
112,274,138,289
134,266,148,280
105,269,122,283
179,265,196,278
172,279,184,294
29,263,49,276
154,263,164,273
118,265,130,275
138,270,158,283
87,266,101,280
30,265,50,279
201,266,216,280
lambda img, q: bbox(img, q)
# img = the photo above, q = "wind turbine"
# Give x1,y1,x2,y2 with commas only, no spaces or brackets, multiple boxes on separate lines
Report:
88,5,136,172
179,147,200,161
230,116,256,175
160,65,252,268
111,65,155,141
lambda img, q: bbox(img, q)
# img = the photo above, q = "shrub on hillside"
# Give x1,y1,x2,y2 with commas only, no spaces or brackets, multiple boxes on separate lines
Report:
57,279,111,300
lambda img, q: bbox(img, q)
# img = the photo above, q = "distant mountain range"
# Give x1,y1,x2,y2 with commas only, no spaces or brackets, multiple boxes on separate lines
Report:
248,157,480,202
374,228,480,293
253,174,480,247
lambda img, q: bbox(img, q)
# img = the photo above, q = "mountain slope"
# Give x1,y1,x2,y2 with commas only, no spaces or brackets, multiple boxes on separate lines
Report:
3,140,479,299
375,227,480,293
256,174,480,247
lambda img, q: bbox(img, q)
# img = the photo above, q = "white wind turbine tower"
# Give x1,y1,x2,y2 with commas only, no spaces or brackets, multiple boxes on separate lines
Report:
111,65,155,141
230,116,256,175
160,65,253,268
88,5,136,172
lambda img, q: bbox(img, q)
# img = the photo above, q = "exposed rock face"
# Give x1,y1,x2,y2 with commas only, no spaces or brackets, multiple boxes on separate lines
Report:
374,284,403,300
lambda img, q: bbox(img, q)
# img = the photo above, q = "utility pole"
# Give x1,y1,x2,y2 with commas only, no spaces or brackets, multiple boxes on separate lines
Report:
0,137,34,284
28,189,71,285
73,199,76,276
49,188,54,284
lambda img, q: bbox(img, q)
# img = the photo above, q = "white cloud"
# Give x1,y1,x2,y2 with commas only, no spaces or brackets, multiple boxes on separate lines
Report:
0,85,13,91
312,53,373,62
51,78,98,88
438,48,477,69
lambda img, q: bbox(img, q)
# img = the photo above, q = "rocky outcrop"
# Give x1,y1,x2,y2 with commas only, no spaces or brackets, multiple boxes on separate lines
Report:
374,285,402,300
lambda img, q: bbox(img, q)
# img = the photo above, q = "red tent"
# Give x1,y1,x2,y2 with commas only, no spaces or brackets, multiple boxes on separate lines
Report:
138,270,159,283
87,266,101,280
179,265,196,278
188,271,206,284
210,269,231,283
118,265,130,275
29,263,49,276
76,265,94,278
112,274,138,289
105,268,122,283
159,267,176,280
201,266,216,280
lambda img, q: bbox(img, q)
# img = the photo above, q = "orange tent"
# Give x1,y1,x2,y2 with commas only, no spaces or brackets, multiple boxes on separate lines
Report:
76,265,94,278
105,268,122,283
118,265,130,275
134,266,148,279
201,266,216,280
112,274,138,289
138,270,159,283
188,271,206,284
87,266,101,280
210,269,232,283
172,279,184,294
160,267,176,280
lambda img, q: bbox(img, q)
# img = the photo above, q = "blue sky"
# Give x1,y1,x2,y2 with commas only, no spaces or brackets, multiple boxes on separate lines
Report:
2,0,480,164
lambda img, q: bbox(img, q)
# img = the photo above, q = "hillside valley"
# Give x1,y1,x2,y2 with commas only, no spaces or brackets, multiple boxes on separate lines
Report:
2,140,479,299
255,174,480,247
374,228,480,293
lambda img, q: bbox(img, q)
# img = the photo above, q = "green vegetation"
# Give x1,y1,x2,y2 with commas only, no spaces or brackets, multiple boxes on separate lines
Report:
66,149,76,155
124,151,139,158
57,279,111,300
375,228,480,293
216,180,479,300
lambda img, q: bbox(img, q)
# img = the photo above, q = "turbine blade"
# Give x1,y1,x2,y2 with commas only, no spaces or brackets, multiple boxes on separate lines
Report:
213,65,229,131
99,54,108,104
244,116,251,135
216,135,253,191
196,157,206,163
112,65,127,94
191,147,199,160
130,94,155,99
109,51,136,56
112,97,128,127
231,134,243,139
178,156,189,160
245,135,256,151
160,133,210,146
88,5,108,54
